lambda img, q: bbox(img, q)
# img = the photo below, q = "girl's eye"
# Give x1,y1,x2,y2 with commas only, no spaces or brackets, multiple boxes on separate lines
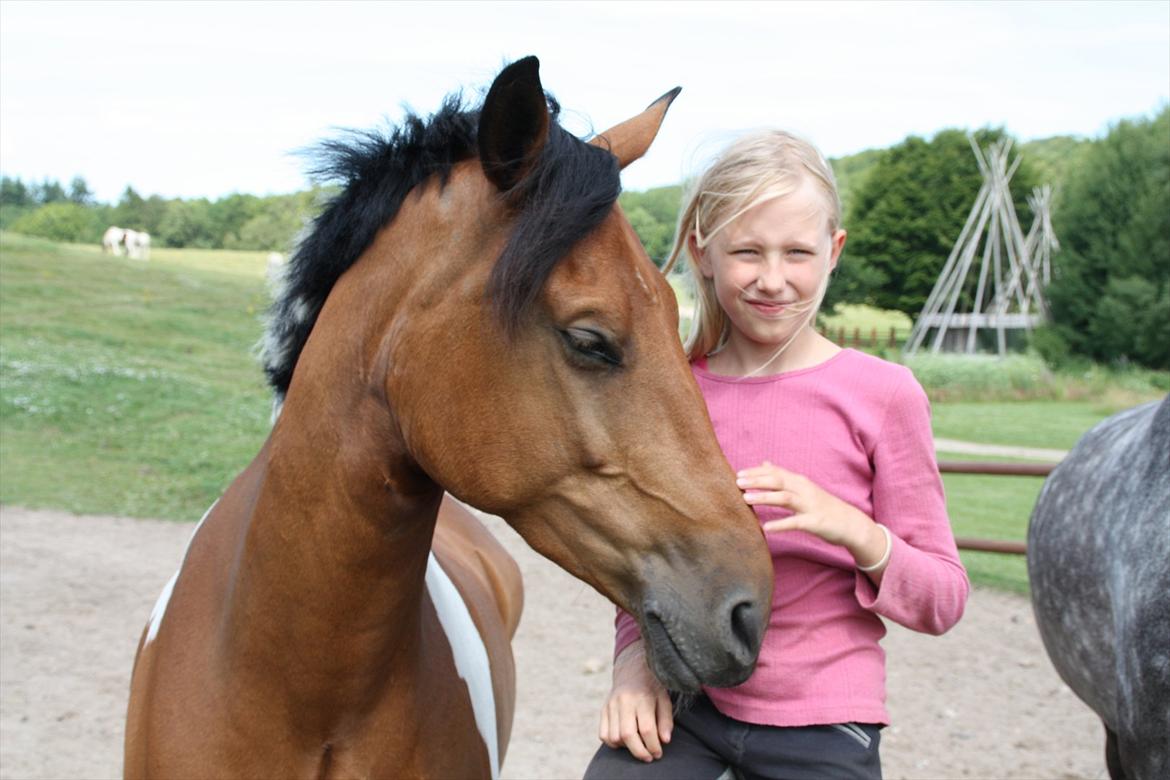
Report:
559,327,623,369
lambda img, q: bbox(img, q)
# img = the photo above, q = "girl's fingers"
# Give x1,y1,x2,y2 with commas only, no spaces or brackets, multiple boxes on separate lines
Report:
636,700,664,760
736,468,782,487
608,698,628,748
737,464,804,492
656,688,674,744
618,698,653,762
743,489,798,509
770,464,799,481
762,515,804,534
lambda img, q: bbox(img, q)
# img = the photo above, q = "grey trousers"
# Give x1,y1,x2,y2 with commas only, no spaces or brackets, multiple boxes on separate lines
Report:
583,695,882,780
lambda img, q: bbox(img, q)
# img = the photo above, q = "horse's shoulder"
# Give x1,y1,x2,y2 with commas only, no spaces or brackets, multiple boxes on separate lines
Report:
433,497,523,640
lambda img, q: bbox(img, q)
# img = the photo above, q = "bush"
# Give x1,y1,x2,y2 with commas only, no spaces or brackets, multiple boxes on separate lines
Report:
903,353,1058,401
8,203,106,244
900,350,1168,402
1029,325,1074,369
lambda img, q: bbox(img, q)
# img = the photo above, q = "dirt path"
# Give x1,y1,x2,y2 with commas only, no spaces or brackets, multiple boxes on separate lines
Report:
0,506,1105,779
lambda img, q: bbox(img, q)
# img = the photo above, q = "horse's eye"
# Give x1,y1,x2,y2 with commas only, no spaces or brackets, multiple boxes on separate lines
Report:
559,327,623,369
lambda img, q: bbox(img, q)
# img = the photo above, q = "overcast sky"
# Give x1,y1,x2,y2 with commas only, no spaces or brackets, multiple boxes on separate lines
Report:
2,0,1167,203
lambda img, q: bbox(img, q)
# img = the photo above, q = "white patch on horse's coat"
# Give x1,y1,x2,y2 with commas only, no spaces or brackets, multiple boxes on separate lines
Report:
145,501,217,645
425,552,498,780
145,571,179,644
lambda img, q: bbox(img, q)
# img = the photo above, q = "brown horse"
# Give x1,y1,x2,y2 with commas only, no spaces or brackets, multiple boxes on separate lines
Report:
124,57,774,779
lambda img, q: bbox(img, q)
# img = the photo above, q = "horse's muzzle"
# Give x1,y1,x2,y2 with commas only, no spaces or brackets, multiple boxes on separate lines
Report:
640,586,766,692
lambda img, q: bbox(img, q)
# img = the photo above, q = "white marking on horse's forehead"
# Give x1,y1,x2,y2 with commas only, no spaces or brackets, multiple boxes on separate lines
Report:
632,265,657,303
425,553,499,780
144,500,217,645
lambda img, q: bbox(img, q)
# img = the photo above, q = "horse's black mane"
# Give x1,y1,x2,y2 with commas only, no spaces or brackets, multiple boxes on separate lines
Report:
262,92,621,399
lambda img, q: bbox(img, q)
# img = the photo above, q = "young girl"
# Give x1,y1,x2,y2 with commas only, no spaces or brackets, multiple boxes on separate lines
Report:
584,131,969,779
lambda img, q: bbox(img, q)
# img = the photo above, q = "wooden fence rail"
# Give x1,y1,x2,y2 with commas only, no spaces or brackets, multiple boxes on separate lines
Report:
817,325,909,349
937,459,1060,556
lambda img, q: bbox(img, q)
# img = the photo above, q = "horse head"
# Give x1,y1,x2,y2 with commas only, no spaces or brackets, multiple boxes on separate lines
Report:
273,57,773,692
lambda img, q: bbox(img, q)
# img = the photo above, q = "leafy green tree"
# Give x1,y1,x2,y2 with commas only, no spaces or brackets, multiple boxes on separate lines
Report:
1021,135,1089,192
157,198,217,248
68,176,94,206
112,187,168,235
1045,106,1170,368
1,175,34,229
831,147,885,221
1,176,31,208
619,186,683,267
34,178,68,204
845,127,1038,318
113,186,145,228
9,202,105,243
622,205,673,266
210,193,260,245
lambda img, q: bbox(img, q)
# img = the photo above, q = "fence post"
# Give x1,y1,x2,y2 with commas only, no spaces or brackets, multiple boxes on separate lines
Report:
888,327,896,348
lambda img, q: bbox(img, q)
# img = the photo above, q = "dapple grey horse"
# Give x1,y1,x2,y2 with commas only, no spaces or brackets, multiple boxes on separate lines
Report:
1028,396,1169,780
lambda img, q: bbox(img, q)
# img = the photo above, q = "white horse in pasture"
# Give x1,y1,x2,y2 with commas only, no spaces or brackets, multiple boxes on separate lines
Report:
102,226,126,256
102,227,151,260
124,229,151,260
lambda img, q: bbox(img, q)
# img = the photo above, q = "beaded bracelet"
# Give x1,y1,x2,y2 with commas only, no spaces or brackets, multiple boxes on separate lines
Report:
857,524,892,572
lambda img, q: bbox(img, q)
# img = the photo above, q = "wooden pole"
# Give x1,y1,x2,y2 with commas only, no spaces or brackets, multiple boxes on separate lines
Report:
930,190,995,353
954,537,1027,555
908,182,991,354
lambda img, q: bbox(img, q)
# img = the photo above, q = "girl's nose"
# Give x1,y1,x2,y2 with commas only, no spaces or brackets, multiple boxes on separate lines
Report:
756,257,786,295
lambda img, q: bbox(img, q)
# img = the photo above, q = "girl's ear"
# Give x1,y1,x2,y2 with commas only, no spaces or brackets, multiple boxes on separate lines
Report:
828,229,847,273
690,233,714,278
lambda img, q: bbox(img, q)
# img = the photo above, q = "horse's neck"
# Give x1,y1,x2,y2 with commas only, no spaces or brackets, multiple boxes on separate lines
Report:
221,387,443,712
215,181,481,709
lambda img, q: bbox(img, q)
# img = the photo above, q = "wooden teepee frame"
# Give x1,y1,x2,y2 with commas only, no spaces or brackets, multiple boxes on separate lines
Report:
906,136,1057,356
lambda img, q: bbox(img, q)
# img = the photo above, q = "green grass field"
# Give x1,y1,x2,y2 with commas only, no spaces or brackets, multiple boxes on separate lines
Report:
2,232,1164,594
0,233,273,519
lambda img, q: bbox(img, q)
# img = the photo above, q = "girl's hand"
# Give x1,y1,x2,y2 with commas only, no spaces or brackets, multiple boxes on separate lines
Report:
737,461,890,575
598,640,673,762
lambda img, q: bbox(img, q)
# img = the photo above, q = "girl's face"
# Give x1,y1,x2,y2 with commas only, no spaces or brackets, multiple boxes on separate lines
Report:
695,178,846,356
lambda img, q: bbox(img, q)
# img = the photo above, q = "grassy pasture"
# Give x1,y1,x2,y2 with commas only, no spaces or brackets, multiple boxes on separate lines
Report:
1,232,1163,594
0,233,273,519
820,303,912,343
939,465,1046,594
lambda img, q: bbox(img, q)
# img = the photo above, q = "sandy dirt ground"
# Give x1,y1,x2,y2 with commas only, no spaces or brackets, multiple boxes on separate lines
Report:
0,505,1106,780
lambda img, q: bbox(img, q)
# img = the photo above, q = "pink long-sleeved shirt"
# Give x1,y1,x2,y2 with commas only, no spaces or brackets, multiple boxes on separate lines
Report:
615,348,969,727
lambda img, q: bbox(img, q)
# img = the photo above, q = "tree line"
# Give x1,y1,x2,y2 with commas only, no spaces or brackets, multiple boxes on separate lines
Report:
621,108,1167,370
0,179,328,253
2,105,1165,368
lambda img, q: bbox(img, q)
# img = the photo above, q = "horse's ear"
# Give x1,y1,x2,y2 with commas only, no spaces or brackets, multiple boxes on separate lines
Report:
590,87,682,170
479,56,550,192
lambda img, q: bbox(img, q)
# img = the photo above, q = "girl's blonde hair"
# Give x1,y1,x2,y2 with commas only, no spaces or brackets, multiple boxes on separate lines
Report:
663,130,843,363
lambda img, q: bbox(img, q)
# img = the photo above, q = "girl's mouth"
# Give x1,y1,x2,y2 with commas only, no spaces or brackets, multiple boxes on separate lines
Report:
746,299,791,317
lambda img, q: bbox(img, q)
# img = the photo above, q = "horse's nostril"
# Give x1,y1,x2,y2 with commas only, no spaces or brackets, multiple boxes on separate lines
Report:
729,598,761,657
